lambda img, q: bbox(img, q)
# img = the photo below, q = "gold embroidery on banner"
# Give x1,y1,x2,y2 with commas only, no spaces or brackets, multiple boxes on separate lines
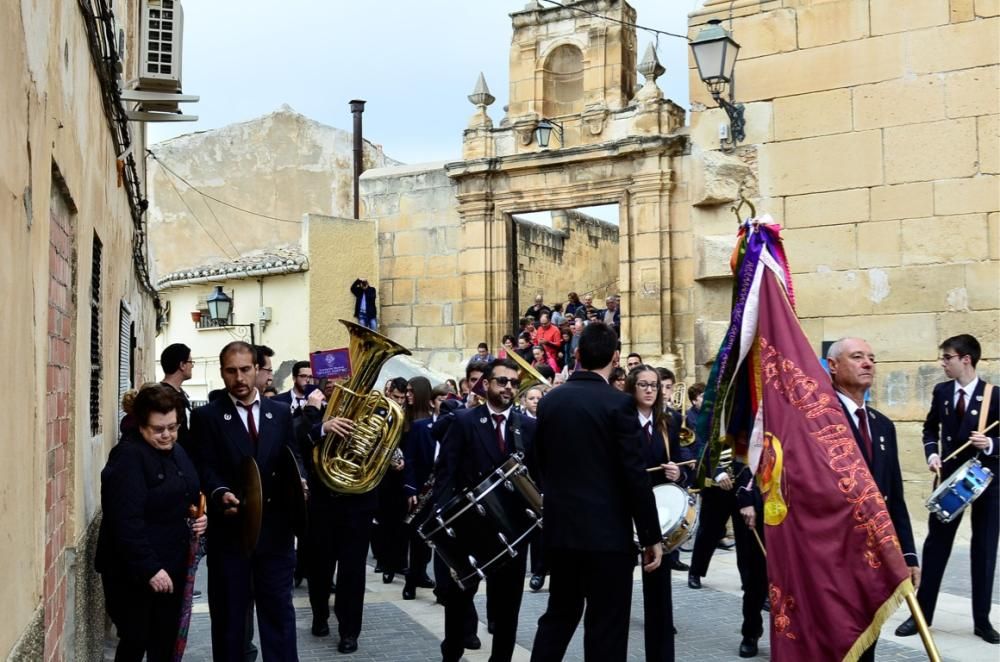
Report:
758,335,901,569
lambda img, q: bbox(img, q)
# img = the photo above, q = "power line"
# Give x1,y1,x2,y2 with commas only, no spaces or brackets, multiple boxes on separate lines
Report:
146,150,303,224
155,160,239,261
540,0,688,40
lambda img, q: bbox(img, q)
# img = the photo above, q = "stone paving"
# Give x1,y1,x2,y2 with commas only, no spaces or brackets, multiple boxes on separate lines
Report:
105,543,998,661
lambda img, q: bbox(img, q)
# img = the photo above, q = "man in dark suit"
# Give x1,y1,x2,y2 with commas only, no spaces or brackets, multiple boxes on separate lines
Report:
190,341,304,662
272,360,314,416
350,278,377,330
827,337,920,660
298,388,376,654
433,358,537,662
530,322,662,662
896,333,999,644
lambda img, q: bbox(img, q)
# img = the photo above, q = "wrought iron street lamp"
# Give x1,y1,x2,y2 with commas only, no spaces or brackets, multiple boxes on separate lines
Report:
535,118,564,149
690,19,745,148
205,285,255,345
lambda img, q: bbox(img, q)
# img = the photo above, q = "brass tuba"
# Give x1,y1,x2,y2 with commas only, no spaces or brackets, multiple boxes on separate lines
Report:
505,348,550,397
671,381,695,446
314,320,411,494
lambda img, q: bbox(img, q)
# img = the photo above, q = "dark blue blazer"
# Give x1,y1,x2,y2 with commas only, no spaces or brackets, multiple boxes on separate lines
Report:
403,417,436,498
642,417,694,488
190,394,303,554
922,379,999,474
534,371,660,552
432,404,536,508
840,401,917,565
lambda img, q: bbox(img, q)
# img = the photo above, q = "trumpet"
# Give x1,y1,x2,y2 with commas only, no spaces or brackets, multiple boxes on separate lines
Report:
671,380,694,446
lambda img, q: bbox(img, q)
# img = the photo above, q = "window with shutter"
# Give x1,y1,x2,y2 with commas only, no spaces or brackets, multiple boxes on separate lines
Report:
118,301,133,422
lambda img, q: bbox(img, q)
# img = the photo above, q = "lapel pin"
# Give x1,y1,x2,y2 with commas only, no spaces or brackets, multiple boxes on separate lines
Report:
480,417,488,424
265,412,273,420
976,395,983,401
971,409,978,416
879,436,884,442
224,413,232,421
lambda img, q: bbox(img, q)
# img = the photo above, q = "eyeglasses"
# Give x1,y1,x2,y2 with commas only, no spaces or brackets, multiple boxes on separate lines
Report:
635,381,659,391
491,377,521,388
940,353,962,362
182,359,195,366
146,423,180,436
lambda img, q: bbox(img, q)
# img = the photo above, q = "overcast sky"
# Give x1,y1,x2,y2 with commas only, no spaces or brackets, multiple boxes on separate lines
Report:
149,1,702,164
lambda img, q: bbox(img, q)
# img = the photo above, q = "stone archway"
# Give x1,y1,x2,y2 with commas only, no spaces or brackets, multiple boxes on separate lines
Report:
446,133,685,366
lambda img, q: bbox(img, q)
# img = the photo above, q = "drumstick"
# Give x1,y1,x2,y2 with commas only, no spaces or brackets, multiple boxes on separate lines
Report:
752,528,767,558
646,460,699,472
941,419,999,464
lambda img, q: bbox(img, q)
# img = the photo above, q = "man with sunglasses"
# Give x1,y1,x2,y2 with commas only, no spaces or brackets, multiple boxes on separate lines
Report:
432,358,537,662
896,334,999,644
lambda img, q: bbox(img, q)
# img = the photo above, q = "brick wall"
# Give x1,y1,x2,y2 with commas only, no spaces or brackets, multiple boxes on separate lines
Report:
44,192,75,662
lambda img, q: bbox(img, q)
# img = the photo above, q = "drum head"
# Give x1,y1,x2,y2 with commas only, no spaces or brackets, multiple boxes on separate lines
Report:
653,484,688,536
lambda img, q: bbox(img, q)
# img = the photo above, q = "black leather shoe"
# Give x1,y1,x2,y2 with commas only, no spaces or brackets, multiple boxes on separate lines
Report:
738,636,759,658
193,589,202,598
382,572,394,584
463,634,482,650
487,620,496,634
762,596,770,612
529,574,545,592
894,617,918,637
687,574,702,589
974,624,1000,644
717,538,736,550
374,563,383,573
402,585,416,600
311,620,330,637
414,575,436,589
670,559,690,572
337,636,358,653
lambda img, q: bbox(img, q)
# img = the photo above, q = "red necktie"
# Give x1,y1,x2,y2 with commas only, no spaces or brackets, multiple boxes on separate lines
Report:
238,401,259,444
644,421,653,445
492,414,506,454
855,407,873,460
956,390,966,419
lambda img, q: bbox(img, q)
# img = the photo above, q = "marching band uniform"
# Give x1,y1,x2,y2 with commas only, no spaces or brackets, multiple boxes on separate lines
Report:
433,403,537,662
402,416,437,597
638,413,692,662
300,404,378,652
190,394,302,662
898,378,999,640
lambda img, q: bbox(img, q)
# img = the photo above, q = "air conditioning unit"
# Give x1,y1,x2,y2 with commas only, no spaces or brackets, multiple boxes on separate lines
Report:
138,0,184,93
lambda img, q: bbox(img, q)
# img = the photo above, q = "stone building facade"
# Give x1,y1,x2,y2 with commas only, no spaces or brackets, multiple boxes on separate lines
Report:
687,0,998,501
1,1,157,658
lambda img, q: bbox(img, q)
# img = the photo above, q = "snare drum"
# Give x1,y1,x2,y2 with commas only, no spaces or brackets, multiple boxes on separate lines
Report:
419,455,543,588
926,458,993,523
641,483,700,552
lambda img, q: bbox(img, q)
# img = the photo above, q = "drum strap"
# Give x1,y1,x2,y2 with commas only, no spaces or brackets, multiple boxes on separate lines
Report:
508,412,525,455
979,384,995,433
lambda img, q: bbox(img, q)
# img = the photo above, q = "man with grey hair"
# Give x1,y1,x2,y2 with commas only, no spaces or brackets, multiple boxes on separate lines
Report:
826,337,920,662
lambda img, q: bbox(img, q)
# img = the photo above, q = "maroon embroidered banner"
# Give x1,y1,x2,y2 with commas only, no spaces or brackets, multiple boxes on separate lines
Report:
756,269,911,661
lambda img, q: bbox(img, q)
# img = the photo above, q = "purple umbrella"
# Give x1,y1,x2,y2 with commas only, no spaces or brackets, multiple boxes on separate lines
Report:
173,493,206,662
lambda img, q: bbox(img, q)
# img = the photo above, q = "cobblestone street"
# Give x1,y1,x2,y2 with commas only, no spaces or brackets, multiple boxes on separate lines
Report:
105,544,998,661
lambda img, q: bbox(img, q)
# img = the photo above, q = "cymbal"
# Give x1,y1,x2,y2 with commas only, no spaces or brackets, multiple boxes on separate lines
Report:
239,456,263,556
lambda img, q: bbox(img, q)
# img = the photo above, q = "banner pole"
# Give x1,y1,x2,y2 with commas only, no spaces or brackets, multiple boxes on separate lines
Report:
904,593,941,662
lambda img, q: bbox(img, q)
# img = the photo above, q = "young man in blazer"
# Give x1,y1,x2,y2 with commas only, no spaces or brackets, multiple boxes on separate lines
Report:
827,337,920,660
896,334,999,644
530,322,662,662
432,358,537,662
191,341,304,661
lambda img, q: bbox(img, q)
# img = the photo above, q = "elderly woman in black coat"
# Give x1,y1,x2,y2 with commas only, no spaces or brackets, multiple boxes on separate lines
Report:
96,383,207,661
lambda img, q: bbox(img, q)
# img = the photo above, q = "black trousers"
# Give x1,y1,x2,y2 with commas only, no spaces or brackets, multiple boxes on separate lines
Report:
530,549,636,662
732,499,767,638
307,496,375,638
405,522,433,587
206,546,297,662
442,553,527,662
916,478,999,626
103,573,182,662
373,474,408,573
529,529,547,576
641,559,674,662
434,552,479,638
688,485,733,578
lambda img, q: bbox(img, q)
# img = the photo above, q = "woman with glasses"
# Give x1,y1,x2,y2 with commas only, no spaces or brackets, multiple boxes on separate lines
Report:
610,366,627,391
96,383,207,662
627,365,690,662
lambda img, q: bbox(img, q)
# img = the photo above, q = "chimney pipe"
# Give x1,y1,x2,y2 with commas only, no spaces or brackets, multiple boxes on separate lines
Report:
350,100,366,219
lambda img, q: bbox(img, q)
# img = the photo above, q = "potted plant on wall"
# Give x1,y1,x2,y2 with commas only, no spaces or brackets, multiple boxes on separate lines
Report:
191,310,202,323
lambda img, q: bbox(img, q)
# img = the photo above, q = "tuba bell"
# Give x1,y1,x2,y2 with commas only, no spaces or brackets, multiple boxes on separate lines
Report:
671,380,694,446
505,348,550,397
314,320,411,495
